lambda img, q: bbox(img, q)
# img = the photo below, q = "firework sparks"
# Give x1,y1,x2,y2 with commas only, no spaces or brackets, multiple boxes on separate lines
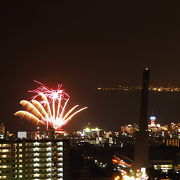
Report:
15,81,87,130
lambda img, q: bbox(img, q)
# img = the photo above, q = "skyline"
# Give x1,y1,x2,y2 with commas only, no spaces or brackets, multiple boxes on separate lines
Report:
1,1,180,132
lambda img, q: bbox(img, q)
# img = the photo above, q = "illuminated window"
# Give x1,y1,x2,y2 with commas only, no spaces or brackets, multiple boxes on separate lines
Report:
1,149,9,152
34,174,40,177
58,158,63,161
46,147,51,151
34,158,40,162
0,176,7,179
34,153,39,156
1,155,7,158
58,168,63,172
58,163,63,166
47,158,51,161
57,142,63,146
34,168,39,172
2,144,10,147
47,152,51,156
47,163,52,167
0,165,8,168
34,142,40,146
34,163,40,167
46,168,51,172
57,147,63,151
58,173,63,177
33,147,40,151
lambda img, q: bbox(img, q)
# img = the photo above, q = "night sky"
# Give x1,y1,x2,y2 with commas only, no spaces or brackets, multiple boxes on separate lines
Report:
1,1,180,132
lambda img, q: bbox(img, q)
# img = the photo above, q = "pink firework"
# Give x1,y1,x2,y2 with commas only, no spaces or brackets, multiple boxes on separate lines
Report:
29,81,69,102
15,81,87,130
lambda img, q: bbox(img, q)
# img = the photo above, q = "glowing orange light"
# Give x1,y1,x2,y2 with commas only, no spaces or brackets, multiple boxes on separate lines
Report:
112,156,131,167
114,175,120,180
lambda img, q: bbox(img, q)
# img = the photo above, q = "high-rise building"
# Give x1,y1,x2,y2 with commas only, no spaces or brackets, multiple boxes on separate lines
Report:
149,116,156,127
0,139,70,180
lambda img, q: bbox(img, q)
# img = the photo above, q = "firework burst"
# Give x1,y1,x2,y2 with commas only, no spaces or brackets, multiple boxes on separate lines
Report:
15,81,87,130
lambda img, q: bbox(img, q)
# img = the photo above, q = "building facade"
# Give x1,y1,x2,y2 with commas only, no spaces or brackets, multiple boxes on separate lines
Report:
0,139,70,180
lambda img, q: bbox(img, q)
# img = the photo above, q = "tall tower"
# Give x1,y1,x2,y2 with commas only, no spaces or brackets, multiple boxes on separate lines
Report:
134,68,150,170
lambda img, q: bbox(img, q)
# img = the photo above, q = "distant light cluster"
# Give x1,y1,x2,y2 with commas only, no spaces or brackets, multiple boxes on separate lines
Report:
97,85,180,92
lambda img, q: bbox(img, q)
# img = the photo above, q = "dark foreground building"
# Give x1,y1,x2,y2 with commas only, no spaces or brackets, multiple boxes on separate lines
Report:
0,139,70,180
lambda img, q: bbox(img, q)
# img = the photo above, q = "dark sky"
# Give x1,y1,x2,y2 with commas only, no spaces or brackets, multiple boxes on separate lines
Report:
1,1,180,132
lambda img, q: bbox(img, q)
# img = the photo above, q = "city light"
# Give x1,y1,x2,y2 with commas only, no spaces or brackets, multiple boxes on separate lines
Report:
15,81,87,130
97,85,180,92
114,175,120,180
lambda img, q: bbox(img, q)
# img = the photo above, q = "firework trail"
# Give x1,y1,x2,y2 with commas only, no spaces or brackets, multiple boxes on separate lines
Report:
15,81,87,130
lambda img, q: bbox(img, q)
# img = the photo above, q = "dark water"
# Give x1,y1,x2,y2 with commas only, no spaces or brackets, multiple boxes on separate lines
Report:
8,90,180,133
65,90,180,131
